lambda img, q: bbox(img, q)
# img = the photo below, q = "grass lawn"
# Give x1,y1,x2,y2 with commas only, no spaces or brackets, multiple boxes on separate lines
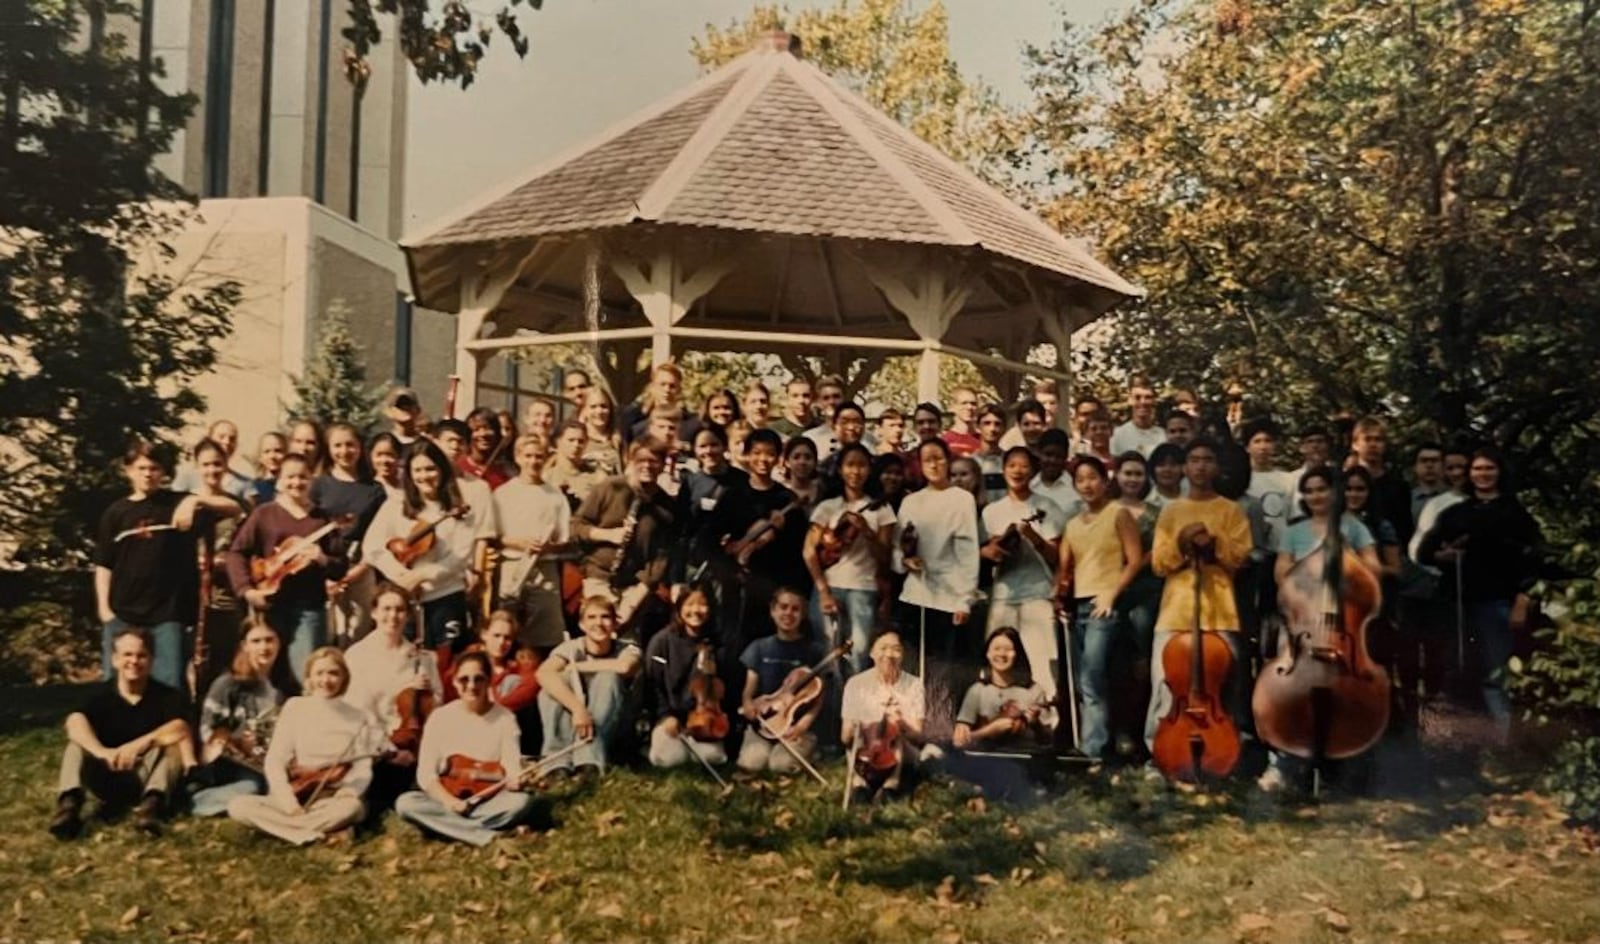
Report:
2,685,1597,944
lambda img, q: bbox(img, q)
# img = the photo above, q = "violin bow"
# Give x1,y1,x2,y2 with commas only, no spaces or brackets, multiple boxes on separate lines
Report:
676,732,731,792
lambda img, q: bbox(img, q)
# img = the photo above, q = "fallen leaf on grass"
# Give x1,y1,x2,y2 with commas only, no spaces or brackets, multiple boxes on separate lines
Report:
1322,908,1351,933
1485,876,1517,893
594,901,624,920
119,904,144,926
1499,932,1532,942
1151,908,1169,927
934,875,957,907
402,914,435,932
1408,877,1427,901
1235,912,1273,936
772,917,800,931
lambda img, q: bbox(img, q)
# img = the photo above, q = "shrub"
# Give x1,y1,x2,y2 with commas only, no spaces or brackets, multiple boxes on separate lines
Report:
1545,737,1600,828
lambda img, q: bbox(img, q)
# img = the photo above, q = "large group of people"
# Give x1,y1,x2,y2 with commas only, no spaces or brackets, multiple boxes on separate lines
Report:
54,365,1543,845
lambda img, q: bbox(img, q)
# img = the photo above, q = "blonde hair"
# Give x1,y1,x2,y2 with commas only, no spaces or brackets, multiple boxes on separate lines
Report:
302,646,351,696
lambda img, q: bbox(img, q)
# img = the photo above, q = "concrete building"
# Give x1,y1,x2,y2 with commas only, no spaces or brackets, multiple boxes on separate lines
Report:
124,0,454,451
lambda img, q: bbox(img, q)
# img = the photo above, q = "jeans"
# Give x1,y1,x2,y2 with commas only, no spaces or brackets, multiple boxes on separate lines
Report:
266,605,326,688
812,587,879,675
395,790,534,847
1068,599,1121,758
1467,600,1515,733
101,618,185,692
190,771,266,817
538,671,625,772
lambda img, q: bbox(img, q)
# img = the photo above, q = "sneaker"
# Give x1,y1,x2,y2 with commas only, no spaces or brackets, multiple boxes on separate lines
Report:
49,793,84,840
133,794,163,837
1257,766,1288,794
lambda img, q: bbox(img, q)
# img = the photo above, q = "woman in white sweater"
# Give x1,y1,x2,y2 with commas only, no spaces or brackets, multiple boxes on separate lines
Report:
892,438,980,718
227,647,377,845
394,651,533,846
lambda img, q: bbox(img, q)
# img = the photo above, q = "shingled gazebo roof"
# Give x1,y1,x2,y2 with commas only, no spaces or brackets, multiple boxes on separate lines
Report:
404,33,1141,412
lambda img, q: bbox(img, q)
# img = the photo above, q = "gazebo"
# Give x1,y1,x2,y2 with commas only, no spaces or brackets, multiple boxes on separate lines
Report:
402,32,1141,412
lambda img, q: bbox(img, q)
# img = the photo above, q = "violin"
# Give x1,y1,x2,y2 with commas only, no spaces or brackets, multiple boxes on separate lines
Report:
989,508,1047,572
1252,499,1390,762
724,499,801,569
249,515,352,594
685,640,730,743
437,739,591,808
752,641,853,741
386,505,471,567
1151,555,1241,782
898,521,919,561
818,499,887,571
389,597,436,754
853,698,903,790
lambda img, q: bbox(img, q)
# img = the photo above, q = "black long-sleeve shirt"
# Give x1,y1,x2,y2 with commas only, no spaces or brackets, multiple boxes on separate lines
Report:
1417,494,1540,604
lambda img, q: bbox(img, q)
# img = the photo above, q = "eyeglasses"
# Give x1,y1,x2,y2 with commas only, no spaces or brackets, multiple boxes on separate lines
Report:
455,674,489,686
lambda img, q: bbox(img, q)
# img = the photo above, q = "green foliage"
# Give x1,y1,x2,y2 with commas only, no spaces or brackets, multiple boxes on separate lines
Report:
344,0,539,90
1545,737,1600,828
0,0,238,564
287,300,383,433
1512,542,1600,726
0,602,95,686
1024,0,1600,537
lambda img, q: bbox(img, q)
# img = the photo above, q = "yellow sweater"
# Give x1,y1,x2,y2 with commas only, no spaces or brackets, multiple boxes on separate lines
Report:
1151,496,1252,632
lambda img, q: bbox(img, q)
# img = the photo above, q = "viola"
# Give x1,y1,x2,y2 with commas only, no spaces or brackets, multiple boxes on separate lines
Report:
249,515,352,594
386,505,471,567
753,641,853,741
685,640,730,743
1151,556,1241,782
817,499,887,571
1252,510,1390,762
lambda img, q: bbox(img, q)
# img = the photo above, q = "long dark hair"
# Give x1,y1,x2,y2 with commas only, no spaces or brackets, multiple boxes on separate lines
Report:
324,422,374,481
978,625,1034,688
401,439,464,519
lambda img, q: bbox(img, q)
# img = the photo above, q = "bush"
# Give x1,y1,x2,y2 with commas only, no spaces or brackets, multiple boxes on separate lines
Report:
0,600,98,685
1513,541,1600,728
1546,737,1600,828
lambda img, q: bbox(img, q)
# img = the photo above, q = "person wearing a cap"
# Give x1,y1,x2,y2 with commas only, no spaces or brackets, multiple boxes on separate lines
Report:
385,387,424,446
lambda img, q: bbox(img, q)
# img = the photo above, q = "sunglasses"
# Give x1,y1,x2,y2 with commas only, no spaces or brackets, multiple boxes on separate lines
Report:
455,674,489,686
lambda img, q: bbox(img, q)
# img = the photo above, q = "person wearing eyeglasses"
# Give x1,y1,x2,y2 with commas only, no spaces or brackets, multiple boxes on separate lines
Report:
394,650,533,846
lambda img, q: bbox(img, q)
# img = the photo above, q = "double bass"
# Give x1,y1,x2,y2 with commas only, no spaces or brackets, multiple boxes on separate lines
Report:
1251,481,1389,763
1151,553,1241,782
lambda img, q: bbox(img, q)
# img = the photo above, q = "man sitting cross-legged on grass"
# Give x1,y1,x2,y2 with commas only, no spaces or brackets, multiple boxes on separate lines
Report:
736,587,826,774
536,596,642,780
394,651,534,846
52,626,196,839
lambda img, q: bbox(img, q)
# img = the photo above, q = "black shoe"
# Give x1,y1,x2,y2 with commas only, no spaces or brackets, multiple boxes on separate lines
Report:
49,793,84,840
133,794,163,837
849,786,875,807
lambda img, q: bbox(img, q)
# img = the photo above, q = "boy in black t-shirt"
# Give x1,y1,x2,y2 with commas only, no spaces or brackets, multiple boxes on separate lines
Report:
51,628,196,839
736,589,826,773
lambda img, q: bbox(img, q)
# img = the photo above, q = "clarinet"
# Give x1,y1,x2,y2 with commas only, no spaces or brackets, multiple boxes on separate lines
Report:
610,493,644,590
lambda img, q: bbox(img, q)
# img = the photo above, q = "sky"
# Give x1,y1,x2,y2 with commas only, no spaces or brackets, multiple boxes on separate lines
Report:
402,0,1132,234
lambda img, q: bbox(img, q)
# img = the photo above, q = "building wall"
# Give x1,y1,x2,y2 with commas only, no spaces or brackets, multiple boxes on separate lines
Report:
154,198,451,460
147,0,407,238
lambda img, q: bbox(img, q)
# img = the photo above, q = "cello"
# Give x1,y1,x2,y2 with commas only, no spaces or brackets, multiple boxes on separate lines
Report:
1251,474,1389,764
1151,552,1241,782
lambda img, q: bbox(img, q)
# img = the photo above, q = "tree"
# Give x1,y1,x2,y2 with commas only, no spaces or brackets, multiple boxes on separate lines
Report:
344,0,540,89
692,0,1022,183
287,300,382,432
1023,0,1600,534
0,0,238,562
